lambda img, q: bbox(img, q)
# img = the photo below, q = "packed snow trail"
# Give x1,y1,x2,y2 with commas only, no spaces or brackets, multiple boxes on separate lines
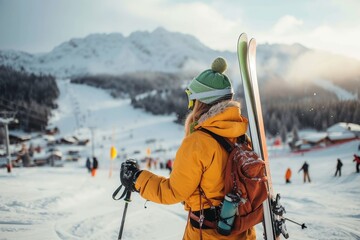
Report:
1,151,360,240
0,164,187,240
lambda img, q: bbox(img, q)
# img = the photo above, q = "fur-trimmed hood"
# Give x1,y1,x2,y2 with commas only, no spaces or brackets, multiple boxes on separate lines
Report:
198,100,241,124
195,100,248,138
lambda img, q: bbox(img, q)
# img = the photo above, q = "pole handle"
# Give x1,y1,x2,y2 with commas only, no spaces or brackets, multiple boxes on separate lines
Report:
124,190,132,202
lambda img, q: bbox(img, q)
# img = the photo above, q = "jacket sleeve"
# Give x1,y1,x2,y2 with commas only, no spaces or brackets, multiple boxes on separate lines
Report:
134,135,206,204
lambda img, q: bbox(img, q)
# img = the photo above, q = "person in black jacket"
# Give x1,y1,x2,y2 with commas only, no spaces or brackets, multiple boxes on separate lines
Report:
334,158,343,177
91,157,98,177
298,161,311,183
86,157,92,173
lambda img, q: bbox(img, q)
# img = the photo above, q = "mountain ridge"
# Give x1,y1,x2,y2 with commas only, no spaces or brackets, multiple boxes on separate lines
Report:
0,27,310,78
1,27,359,99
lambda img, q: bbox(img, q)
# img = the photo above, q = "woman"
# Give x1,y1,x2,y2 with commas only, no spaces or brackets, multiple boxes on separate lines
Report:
120,57,256,239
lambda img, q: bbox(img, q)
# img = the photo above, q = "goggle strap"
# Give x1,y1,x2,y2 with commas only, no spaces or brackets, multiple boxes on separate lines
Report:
188,88,233,100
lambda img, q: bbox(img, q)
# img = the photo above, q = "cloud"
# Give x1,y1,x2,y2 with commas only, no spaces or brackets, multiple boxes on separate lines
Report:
310,25,360,60
257,19,360,61
273,15,303,34
285,50,360,83
1,0,359,61
121,1,244,51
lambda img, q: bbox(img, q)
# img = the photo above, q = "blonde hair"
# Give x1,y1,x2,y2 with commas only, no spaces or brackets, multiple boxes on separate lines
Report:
184,100,211,136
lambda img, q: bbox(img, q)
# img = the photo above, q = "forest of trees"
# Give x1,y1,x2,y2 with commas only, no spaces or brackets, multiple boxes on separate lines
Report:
131,88,189,124
72,73,360,136
0,65,59,131
71,72,186,98
2,60,358,137
263,100,360,136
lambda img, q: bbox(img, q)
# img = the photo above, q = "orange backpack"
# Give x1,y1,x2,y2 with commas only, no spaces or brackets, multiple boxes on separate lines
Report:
201,128,269,234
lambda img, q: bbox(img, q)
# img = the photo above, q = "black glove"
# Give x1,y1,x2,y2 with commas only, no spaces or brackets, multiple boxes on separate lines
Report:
120,159,141,192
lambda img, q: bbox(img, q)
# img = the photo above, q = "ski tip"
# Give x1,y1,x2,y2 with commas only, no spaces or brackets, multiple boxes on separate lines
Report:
249,38,257,46
237,33,248,52
248,38,257,54
239,33,248,42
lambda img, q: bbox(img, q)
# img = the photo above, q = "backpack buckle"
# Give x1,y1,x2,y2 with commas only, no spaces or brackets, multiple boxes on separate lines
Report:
199,214,204,227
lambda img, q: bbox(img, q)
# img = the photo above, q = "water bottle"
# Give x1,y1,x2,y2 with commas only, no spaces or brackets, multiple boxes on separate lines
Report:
217,193,239,236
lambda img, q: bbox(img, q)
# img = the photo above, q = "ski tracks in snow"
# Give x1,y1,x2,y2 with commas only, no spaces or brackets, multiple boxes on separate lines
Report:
53,168,187,240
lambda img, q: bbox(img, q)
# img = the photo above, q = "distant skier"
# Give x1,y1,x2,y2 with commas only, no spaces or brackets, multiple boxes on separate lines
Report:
92,157,98,177
86,157,92,173
298,161,311,183
334,158,343,177
146,157,152,169
353,154,360,173
17,143,31,167
166,159,173,174
285,168,292,184
28,143,34,158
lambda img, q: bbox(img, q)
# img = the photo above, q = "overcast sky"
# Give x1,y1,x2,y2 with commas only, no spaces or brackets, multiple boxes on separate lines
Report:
0,0,359,60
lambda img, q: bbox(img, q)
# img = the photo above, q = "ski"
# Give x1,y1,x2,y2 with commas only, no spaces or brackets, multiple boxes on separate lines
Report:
237,33,278,240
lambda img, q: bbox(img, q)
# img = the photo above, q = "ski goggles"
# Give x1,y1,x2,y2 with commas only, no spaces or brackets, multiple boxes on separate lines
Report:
185,87,234,110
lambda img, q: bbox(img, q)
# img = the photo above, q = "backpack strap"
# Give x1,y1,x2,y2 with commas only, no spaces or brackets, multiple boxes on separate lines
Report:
199,128,241,195
199,128,233,153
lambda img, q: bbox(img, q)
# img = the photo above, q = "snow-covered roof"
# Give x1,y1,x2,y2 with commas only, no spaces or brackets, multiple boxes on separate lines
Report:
302,132,327,143
43,135,55,142
327,131,356,141
327,122,360,133
62,136,78,144
294,140,305,147
9,132,31,141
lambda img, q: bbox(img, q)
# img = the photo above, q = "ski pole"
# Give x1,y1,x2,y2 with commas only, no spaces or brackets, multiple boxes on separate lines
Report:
285,217,307,229
118,190,132,240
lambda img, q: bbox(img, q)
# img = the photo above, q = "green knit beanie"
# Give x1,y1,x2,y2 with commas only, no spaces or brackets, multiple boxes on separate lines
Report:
187,57,233,105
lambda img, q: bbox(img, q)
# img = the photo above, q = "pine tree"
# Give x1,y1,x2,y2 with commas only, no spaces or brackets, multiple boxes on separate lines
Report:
280,126,287,144
290,126,300,150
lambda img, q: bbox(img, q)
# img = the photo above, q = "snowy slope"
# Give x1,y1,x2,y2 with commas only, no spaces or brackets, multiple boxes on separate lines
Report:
1,82,360,240
314,79,358,100
49,79,184,161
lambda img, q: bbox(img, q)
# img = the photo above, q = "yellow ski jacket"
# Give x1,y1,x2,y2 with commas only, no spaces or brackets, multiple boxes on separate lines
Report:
135,101,256,240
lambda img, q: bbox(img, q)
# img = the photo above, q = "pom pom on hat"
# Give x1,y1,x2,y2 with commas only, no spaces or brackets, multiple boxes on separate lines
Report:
211,57,227,74
187,57,234,105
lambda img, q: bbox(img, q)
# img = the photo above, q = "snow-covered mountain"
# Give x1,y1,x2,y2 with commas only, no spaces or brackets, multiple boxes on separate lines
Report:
1,27,360,100
0,27,308,79
0,28,226,78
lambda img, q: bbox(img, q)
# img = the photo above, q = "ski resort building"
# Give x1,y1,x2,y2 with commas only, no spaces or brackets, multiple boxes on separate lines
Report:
292,122,360,151
327,122,360,138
